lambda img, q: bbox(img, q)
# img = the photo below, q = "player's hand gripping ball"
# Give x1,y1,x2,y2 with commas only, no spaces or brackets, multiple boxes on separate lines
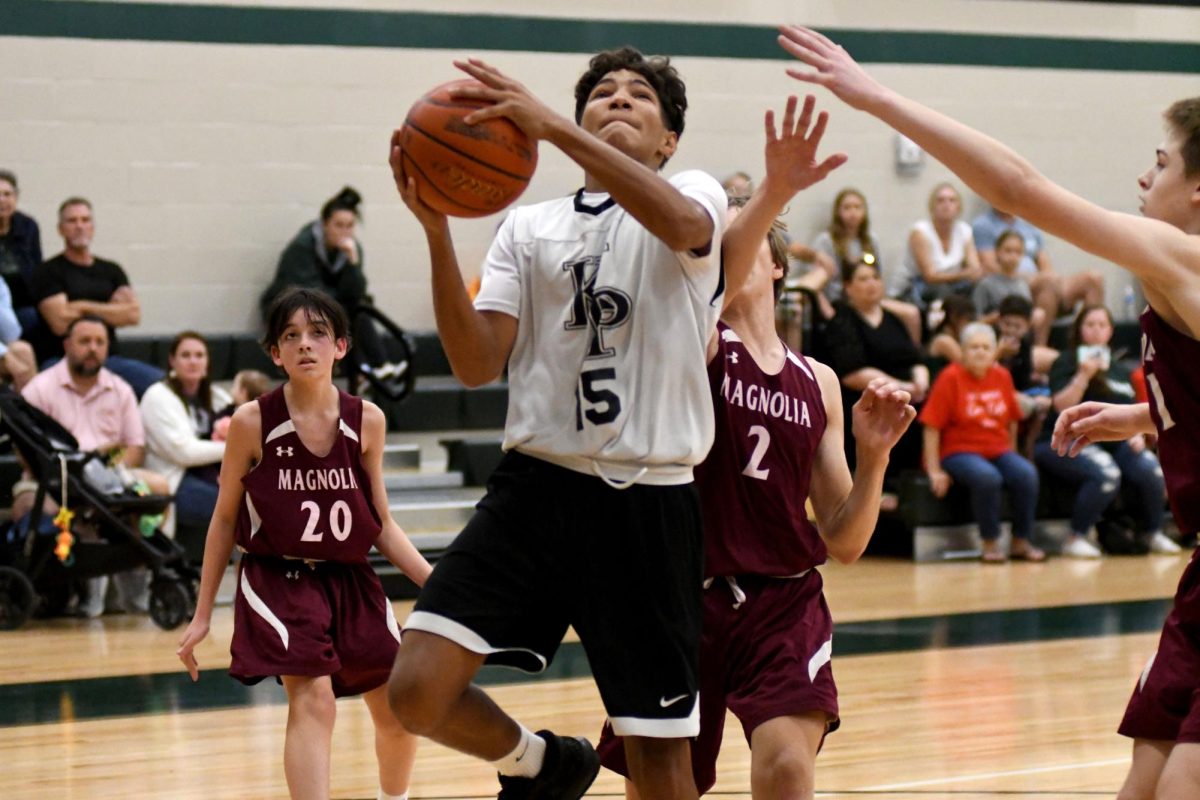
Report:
398,79,538,218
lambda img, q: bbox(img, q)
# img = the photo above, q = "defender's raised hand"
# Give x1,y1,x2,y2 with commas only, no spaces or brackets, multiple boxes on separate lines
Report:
777,25,887,111
852,377,917,459
759,94,848,201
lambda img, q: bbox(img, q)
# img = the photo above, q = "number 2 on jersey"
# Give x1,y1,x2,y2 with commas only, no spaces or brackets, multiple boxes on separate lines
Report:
299,500,352,542
743,425,771,480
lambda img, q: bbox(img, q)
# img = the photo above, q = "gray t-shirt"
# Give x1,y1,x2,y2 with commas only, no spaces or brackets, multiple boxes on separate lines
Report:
973,272,1032,315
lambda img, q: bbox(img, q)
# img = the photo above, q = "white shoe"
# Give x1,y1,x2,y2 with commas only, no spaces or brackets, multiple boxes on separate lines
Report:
83,576,108,618
1148,532,1182,555
1062,536,1103,559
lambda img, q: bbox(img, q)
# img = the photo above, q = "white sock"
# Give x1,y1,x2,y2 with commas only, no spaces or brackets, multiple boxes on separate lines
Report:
377,790,407,800
494,725,546,778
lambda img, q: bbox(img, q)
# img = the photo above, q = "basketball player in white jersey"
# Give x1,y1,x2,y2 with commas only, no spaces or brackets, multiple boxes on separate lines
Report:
387,49,844,798
777,24,1200,800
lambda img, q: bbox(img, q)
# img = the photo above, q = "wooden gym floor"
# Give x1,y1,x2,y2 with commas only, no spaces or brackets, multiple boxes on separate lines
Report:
1,553,1191,799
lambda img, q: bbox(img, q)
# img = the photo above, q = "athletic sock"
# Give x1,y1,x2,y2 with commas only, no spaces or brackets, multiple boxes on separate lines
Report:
493,724,546,778
377,790,407,800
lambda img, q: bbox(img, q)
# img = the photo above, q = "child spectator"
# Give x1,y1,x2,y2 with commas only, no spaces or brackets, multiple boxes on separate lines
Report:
212,369,271,442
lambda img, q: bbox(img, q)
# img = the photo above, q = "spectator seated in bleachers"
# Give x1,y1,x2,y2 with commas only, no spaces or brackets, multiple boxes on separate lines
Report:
15,315,170,616
824,259,927,484
898,182,982,308
972,205,1104,347
211,368,271,442
0,169,44,339
811,187,921,340
139,331,231,540
0,269,37,391
259,186,403,384
994,295,1057,428
1033,304,1178,557
31,197,164,397
920,322,1044,563
926,294,976,378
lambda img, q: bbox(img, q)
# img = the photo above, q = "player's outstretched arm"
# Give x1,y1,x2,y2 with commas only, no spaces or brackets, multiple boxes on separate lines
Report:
453,58,713,253
176,402,258,682
778,25,1200,306
389,132,517,387
808,367,915,563
722,95,847,308
1051,401,1156,457
362,402,433,587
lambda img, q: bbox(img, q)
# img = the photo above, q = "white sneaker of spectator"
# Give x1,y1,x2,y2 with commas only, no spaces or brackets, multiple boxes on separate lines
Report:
83,575,108,618
1062,535,1103,559
1148,531,1182,555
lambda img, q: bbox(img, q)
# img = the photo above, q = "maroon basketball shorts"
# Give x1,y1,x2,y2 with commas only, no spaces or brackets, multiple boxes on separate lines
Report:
1120,549,1200,743
230,554,401,697
598,571,839,792
405,451,704,738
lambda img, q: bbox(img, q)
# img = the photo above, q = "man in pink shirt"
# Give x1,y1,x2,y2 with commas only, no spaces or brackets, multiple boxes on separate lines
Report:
17,315,166,616
22,315,145,456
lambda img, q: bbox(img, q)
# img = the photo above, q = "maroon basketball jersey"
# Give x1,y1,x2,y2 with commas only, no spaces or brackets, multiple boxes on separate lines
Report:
1141,306,1200,534
235,386,382,561
697,323,828,576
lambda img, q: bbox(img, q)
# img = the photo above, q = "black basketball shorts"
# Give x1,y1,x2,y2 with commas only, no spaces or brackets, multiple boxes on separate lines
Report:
405,450,704,737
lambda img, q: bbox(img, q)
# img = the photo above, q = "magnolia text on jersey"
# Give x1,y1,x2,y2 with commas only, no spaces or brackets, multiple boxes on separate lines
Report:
720,375,812,427
277,468,360,492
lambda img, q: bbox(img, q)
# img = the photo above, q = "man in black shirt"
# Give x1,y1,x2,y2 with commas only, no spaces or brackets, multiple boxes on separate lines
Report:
32,198,162,396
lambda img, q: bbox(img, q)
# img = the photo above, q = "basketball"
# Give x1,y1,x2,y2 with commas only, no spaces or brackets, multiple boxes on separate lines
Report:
398,80,538,218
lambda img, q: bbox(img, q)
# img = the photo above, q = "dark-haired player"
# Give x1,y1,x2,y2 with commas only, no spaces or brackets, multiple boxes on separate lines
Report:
598,196,914,799
778,24,1200,800
388,47,843,798
176,287,431,800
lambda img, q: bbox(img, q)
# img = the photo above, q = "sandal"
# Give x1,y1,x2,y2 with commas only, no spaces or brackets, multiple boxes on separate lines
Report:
1010,543,1047,562
980,542,1007,563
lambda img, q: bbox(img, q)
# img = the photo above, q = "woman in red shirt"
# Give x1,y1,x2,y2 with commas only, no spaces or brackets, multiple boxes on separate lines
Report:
920,322,1044,562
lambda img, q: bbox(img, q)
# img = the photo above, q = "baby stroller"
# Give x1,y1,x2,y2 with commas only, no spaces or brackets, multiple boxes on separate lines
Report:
0,387,198,630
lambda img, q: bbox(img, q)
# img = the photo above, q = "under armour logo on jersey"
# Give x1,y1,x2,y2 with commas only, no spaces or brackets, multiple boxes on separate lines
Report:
276,446,293,457
727,351,739,364
285,570,299,580
563,256,632,359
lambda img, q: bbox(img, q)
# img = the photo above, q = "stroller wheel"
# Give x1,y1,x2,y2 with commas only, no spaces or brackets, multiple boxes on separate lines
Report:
0,566,36,630
149,579,192,630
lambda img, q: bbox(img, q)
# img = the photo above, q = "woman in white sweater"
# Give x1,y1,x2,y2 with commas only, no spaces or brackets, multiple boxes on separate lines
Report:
140,331,230,537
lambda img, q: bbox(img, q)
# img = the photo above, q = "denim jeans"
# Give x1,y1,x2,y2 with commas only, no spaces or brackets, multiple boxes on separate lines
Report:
174,471,219,530
1034,441,1165,535
942,450,1039,541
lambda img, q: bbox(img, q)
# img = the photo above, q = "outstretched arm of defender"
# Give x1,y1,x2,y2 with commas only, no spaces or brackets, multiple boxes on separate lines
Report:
453,58,713,253
389,133,517,387
777,25,1200,308
722,95,847,307
1051,401,1156,457
808,367,915,563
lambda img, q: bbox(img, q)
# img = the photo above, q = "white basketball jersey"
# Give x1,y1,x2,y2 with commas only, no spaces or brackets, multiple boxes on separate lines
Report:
474,169,726,485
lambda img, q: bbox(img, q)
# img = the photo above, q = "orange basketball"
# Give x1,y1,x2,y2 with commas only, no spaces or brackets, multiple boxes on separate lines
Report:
399,80,538,218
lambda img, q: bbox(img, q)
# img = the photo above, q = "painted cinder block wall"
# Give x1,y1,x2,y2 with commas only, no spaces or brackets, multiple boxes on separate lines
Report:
3,0,1198,334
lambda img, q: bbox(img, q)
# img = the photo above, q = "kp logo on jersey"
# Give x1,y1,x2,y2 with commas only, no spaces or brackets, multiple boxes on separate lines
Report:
563,256,631,358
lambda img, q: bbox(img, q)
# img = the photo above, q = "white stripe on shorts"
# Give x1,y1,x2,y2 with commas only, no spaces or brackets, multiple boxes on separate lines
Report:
403,610,548,671
385,600,402,644
240,569,289,650
809,637,833,682
608,695,700,738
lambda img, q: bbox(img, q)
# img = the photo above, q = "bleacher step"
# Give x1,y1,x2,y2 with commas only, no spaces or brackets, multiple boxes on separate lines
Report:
389,487,483,530
382,443,421,470
384,471,464,492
